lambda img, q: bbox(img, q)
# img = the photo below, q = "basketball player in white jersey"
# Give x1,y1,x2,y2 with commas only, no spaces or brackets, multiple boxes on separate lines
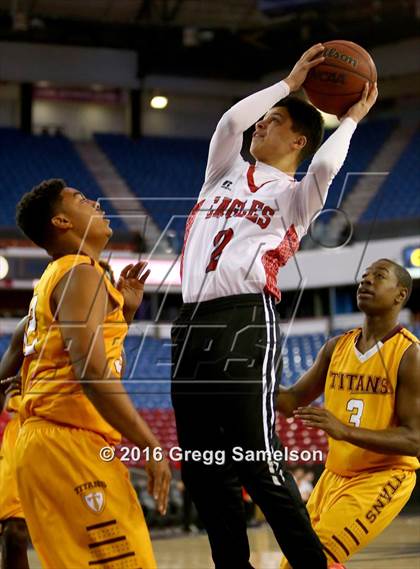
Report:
171,43,378,569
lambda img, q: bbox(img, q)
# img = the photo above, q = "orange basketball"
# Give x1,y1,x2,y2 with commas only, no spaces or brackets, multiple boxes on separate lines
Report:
303,40,377,117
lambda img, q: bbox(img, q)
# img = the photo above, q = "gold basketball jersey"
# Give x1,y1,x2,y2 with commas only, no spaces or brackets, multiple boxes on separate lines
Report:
5,393,21,414
20,254,128,445
325,326,420,476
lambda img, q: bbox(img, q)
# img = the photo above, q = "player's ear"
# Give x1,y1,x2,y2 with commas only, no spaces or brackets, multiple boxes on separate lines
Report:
51,214,72,230
293,134,307,152
395,287,408,306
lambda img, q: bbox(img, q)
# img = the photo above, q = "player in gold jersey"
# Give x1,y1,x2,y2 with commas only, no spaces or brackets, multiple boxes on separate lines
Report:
14,179,171,568
277,258,420,568
0,318,29,569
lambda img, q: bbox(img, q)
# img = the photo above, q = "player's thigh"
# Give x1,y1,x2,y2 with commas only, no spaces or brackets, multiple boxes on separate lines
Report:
16,423,156,569
311,469,417,564
0,419,24,522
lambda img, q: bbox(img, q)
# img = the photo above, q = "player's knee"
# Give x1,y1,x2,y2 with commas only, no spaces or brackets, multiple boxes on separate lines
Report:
2,519,29,549
317,534,348,566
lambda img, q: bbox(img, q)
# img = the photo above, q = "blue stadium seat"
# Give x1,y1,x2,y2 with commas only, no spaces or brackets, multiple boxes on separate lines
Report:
297,119,397,223
0,128,125,230
95,134,209,244
360,128,420,221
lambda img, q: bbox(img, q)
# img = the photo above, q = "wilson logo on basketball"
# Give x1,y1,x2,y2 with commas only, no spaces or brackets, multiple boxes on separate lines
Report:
311,69,346,85
324,47,357,67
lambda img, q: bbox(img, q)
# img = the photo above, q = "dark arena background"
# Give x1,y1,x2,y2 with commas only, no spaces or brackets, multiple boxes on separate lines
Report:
0,1,419,567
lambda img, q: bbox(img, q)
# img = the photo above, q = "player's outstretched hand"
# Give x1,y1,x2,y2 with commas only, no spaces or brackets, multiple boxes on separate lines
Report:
145,452,172,515
342,81,378,123
117,261,151,322
284,44,325,92
294,406,349,440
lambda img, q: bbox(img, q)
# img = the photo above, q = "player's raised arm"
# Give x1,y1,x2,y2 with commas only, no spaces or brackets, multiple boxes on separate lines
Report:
0,317,27,412
202,45,325,193
276,336,339,417
292,81,378,234
54,264,171,514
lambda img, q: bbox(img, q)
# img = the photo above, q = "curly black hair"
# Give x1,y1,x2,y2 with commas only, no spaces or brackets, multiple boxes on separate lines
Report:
16,179,66,248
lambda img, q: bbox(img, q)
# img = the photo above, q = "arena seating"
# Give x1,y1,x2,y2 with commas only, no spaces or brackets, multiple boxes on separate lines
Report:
296,118,397,221
95,133,208,240
360,127,420,222
0,128,125,230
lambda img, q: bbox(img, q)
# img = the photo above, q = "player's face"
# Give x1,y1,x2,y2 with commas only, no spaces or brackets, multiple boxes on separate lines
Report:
57,188,112,240
250,107,302,164
357,261,402,314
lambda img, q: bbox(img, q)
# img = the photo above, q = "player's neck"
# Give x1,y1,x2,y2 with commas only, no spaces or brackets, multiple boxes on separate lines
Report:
262,155,297,177
362,314,400,344
51,240,103,262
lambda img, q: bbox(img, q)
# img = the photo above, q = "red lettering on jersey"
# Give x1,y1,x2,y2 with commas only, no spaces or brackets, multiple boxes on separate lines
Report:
246,200,264,224
257,205,275,229
226,199,247,219
213,197,232,218
205,196,221,219
204,197,274,229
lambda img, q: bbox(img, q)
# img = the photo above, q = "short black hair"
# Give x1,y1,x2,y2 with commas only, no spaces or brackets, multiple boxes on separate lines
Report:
16,179,66,249
378,258,413,306
273,96,324,163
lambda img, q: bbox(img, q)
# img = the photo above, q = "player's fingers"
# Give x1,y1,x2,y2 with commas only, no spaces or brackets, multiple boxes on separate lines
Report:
120,264,134,279
295,411,323,422
368,81,378,104
135,262,149,279
295,406,322,414
139,269,151,284
0,374,19,387
307,56,325,69
301,417,324,427
158,472,170,515
361,82,369,102
304,43,324,58
152,465,163,502
126,261,145,278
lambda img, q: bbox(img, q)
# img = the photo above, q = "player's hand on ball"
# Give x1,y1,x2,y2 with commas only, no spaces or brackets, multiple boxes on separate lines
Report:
341,81,378,123
117,261,151,320
145,452,172,515
284,44,325,92
294,406,349,440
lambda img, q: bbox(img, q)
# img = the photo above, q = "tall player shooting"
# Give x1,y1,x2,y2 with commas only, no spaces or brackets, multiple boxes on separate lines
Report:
278,259,420,568
14,180,171,568
172,44,377,569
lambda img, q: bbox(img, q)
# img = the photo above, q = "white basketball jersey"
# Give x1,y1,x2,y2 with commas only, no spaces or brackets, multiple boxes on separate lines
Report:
180,80,357,303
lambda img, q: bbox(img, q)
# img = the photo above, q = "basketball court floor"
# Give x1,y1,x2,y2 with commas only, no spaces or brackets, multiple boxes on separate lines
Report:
23,513,420,568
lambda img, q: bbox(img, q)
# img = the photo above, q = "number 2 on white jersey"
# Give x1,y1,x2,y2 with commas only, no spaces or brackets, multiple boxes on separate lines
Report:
205,228,234,273
346,398,364,428
23,295,39,356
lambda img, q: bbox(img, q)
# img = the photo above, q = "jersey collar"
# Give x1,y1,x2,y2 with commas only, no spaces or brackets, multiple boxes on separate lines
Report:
255,161,295,182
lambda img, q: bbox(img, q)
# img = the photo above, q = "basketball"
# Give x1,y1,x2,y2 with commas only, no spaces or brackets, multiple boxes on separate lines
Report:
303,40,377,117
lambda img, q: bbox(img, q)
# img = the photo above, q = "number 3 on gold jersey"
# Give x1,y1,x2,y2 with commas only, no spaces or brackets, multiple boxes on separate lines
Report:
23,295,39,356
346,398,364,428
